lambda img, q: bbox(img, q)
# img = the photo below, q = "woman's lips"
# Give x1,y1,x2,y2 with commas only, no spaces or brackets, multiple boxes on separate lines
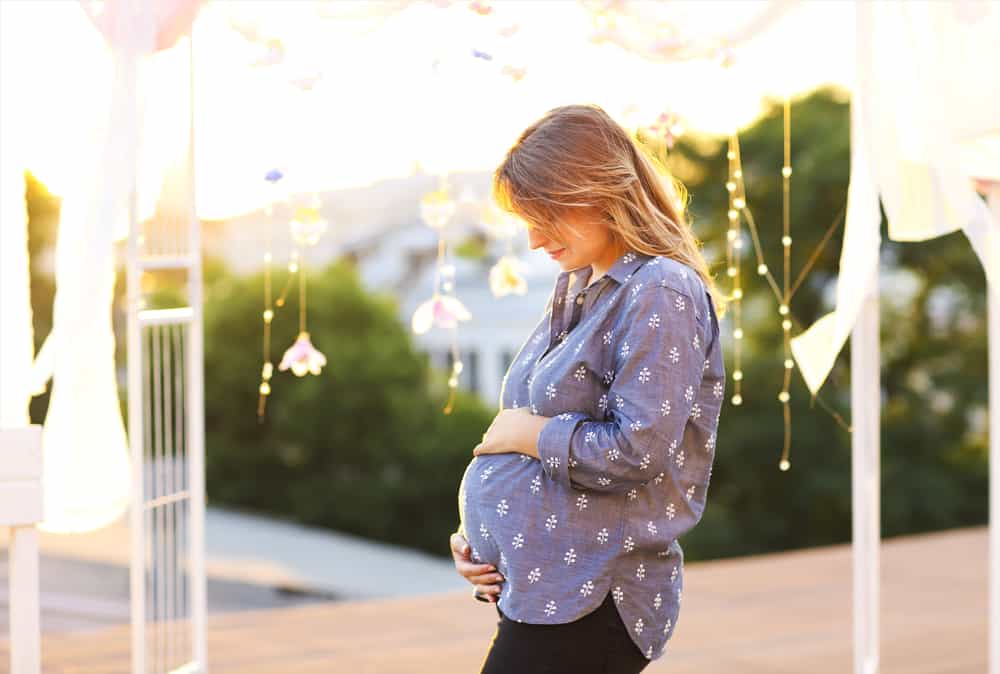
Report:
548,248,565,260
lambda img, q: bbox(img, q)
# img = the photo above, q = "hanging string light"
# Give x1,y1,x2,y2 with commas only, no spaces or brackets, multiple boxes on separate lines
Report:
411,174,470,414
778,95,793,471
257,168,285,420
725,100,853,470
725,132,745,411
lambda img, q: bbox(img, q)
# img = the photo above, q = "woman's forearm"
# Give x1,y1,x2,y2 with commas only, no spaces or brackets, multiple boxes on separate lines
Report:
474,408,552,460
522,413,551,460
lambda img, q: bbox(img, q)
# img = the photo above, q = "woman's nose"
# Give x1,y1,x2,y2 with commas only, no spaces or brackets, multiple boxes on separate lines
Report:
527,230,548,250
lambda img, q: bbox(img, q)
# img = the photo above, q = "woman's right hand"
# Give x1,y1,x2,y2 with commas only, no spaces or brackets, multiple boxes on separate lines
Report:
449,532,505,601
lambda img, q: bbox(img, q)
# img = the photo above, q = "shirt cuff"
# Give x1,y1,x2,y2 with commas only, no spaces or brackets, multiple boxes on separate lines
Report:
536,411,589,488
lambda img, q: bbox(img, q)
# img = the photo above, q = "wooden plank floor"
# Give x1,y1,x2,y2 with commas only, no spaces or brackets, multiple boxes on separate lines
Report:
1,526,987,673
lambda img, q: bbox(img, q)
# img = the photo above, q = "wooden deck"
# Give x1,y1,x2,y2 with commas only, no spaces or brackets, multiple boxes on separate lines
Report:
1,526,987,673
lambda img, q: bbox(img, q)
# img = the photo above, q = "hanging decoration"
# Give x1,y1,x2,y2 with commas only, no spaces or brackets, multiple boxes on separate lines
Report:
278,331,328,377
723,88,851,471
582,0,791,65
645,110,685,150
723,118,798,471
256,168,284,419
725,132,746,412
278,193,328,378
468,1,494,16
638,108,686,178
221,0,853,439
460,0,528,83
778,95,794,470
499,64,528,82
481,197,528,297
420,185,458,230
488,256,528,297
411,175,471,413
290,200,328,246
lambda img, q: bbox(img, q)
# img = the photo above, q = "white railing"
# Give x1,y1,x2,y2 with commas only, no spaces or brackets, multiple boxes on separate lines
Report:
1,425,42,674
125,32,206,674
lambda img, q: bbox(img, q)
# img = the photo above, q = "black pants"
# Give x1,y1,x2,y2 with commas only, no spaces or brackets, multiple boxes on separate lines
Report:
479,590,650,674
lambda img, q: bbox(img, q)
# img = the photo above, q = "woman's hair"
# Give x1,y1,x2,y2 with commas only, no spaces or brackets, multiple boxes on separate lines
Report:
492,103,729,320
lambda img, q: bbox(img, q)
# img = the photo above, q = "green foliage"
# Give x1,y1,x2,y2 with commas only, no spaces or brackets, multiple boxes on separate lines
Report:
453,232,490,260
25,171,60,425
663,87,987,561
203,258,495,554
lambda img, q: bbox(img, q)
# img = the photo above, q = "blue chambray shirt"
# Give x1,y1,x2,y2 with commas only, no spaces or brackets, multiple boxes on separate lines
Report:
457,248,725,662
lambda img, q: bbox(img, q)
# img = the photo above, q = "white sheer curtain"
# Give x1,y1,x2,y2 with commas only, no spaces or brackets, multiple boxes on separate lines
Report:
25,0,202,533
0,66,34,429
790,0,1000,395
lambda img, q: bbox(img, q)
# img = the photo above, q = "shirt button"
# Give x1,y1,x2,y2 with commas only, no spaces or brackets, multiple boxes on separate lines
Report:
576,296,584,305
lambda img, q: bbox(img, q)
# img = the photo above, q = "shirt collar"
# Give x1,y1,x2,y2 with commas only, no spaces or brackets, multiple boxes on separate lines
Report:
564,248,654,289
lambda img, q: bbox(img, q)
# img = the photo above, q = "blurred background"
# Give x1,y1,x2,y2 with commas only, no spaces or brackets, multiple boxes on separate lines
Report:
0,1,995,672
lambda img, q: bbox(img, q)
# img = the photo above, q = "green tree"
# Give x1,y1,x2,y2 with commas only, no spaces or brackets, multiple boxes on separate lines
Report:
203,258,495,554
661,86,987,561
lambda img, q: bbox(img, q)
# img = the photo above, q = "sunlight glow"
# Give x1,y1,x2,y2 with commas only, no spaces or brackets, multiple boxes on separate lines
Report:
1,0,853,219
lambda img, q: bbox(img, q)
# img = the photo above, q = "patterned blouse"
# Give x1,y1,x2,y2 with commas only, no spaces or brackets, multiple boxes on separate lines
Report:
456,248,725,662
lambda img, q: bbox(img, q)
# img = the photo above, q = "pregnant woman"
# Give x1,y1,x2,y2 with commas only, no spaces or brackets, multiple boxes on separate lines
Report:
450,103,727,673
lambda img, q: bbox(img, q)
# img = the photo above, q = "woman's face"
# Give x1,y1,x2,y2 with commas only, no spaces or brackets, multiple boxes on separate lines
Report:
527,206,618,272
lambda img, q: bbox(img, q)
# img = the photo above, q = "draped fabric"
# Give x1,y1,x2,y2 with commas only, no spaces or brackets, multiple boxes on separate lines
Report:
0,83,34,429
790,0,1000,395
29,0,202,533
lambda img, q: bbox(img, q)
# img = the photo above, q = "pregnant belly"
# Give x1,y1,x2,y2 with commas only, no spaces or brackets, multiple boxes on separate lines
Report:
458,453,541,566
458,453,626,618
458,453,622,567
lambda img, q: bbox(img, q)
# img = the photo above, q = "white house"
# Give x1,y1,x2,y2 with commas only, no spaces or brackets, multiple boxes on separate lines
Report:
202,169,561,407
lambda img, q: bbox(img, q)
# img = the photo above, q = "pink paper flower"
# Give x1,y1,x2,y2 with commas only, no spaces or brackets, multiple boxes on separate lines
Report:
278,332,327,377
411,294,472,335
469,1,493,16
646,111,684,148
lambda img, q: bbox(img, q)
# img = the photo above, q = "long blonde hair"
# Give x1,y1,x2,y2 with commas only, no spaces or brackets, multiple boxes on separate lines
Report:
493,103,729,319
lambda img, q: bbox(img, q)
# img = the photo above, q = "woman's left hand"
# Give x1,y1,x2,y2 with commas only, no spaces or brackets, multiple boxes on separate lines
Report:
473,407,548,460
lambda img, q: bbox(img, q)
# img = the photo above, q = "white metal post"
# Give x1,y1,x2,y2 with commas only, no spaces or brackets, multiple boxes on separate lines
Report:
186,31,208,673
126,29,206,674
125,51,146,674
987,185,1000,674
852,268,880,674
8,526,40,674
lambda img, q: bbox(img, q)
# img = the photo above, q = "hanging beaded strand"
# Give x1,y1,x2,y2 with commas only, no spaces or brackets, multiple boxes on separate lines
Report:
725,134,744,409
778,95,793,471
257,169,284,420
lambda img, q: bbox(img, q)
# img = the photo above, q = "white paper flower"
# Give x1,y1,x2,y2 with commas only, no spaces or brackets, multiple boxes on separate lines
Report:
488,255,528,297
278,331,327,377
289,206,327,247
420,189,456,229
480,199,524,240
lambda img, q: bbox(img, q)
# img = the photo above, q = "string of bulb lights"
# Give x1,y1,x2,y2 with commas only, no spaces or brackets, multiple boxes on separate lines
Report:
257,171,285,418
722,96,852,472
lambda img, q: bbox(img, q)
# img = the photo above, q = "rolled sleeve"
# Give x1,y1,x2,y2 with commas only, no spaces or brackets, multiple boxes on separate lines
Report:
539,285,708,494
536,411,589,488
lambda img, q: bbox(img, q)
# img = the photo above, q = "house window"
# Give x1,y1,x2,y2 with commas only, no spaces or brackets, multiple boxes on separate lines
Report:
446,348,480,395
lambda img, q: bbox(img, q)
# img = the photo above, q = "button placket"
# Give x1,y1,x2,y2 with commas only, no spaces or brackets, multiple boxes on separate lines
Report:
568,288,588,332
541,276,569,362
